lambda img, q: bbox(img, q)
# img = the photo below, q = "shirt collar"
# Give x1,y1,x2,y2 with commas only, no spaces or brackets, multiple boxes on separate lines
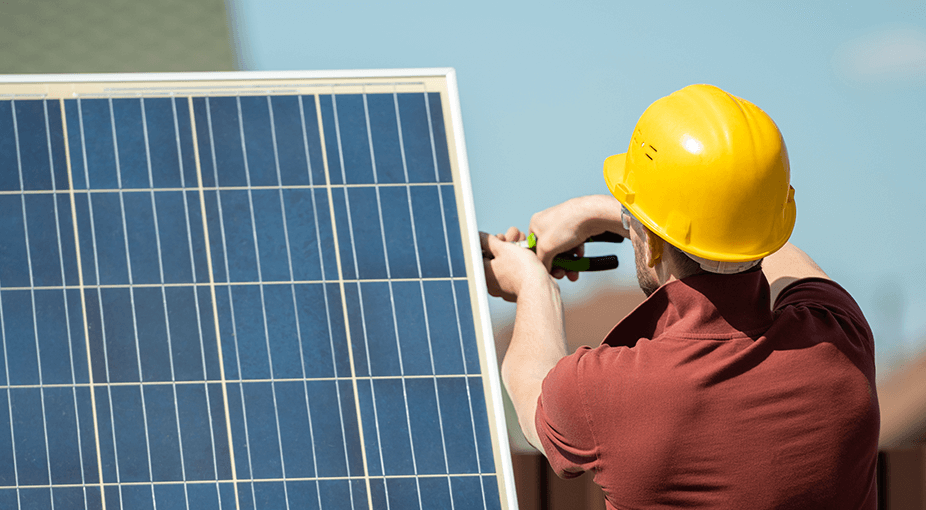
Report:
602,269,774,346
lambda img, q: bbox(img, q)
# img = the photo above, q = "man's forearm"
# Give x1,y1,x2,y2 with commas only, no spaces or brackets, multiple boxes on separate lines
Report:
500,275,568,455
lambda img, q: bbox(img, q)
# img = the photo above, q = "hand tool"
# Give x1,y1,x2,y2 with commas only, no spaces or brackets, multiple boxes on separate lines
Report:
517,231,623,272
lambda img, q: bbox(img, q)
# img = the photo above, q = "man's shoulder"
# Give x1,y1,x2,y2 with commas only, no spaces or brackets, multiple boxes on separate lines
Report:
774,277,872,340
775,277,860,313
771,277,876,377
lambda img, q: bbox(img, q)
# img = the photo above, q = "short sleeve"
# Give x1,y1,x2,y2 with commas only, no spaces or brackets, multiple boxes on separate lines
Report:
774,278,875,366
535,346,599,478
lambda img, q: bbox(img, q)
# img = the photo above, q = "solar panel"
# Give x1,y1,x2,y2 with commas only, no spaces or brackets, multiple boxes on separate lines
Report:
0,69,516,510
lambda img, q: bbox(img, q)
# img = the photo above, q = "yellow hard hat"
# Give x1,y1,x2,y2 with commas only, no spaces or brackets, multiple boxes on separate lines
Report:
604,84,796,263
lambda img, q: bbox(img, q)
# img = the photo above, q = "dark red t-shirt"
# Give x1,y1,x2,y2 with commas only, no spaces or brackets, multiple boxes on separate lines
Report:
535,271,879,509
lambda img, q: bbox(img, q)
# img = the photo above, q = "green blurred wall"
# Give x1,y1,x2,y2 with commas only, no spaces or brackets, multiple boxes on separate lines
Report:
0,0,237,74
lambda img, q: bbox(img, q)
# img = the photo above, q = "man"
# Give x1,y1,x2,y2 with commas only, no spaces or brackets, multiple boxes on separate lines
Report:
481,84,879,508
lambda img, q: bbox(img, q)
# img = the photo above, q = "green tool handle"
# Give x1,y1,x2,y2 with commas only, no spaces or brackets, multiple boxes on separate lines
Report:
520,231,623,272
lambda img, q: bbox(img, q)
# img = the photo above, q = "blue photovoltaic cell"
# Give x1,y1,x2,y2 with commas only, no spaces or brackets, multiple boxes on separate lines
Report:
0,81,502,510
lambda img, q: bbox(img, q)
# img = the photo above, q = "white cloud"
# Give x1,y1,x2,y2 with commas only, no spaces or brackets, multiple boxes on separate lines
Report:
833,26,926,85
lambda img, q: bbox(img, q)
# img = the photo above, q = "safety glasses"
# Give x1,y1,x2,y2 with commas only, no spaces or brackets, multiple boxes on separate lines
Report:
621,204,635,231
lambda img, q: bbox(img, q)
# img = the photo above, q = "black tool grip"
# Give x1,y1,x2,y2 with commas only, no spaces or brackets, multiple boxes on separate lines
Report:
586,231,624,244
551,254,619,272
585,255,619,271
548,232,623,272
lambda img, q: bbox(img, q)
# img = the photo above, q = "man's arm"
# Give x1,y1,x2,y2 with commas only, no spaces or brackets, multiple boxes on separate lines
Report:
502,267,567,454
481,195,624,453
762,242,830,304
481,232,567,454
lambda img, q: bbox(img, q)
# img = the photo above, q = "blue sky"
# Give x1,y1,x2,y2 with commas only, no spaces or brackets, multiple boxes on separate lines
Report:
228,0,926,376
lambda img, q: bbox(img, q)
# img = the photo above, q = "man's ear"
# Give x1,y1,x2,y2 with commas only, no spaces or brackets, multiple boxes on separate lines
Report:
645,229,663,268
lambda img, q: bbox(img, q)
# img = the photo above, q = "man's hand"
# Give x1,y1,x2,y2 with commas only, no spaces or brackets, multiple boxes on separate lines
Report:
481,227,550,302
528,195,628,280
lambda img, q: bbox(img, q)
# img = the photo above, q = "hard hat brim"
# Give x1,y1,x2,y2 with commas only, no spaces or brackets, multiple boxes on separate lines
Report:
603,153,630,205
603,151,796,262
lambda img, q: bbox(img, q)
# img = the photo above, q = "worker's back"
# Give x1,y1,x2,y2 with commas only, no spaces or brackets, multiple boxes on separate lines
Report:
536,273,879,509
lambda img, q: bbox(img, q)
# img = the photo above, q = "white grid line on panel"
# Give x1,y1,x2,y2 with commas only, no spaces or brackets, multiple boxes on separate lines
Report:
108,96,159,509
333,92,392,509
0,373,485,392
0,471,496,490
362,90,421,510
11,99,56,510
0,274,467,293
0,269,22,510
361,92,399,509
173,95,225,510
77,96,124,510
422,89,489,509
325,93,370,510
140,96,191,510
297,94,332,510
188,95,241,510
392,89,456,510
204,95,252,509
268,95,325,508
61,96,109,510
46,98,92,510
0,181,455,197
235,94,292,510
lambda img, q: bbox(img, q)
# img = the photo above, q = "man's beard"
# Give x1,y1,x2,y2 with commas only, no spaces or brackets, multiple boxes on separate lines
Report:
635,257,659,297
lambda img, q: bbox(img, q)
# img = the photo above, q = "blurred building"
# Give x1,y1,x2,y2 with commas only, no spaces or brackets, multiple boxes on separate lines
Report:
0,0,237,74
879,345,926,509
